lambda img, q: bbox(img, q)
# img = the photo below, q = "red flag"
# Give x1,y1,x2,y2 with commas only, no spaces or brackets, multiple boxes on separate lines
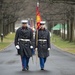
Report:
36,5,42,29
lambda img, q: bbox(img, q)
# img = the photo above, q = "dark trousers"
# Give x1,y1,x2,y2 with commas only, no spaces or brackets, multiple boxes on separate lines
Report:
39,57,47,69
21,56,30,69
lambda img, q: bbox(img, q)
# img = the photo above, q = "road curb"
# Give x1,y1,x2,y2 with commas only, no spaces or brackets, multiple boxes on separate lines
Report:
52,43,75,55
0,42,13,52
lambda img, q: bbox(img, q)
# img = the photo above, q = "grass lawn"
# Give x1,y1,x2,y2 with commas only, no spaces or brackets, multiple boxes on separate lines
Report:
51,34,75,54
0,33,15,51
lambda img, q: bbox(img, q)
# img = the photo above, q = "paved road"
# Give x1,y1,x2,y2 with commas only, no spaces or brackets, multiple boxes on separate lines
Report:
0,43,75,75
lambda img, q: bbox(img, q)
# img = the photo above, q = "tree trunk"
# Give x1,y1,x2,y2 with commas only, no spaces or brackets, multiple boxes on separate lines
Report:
63,24,65,40
67,20,69,40
69,18,73,42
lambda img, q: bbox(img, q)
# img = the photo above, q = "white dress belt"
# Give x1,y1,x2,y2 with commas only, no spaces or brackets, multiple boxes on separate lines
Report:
38,39,47,42
19,39,30,41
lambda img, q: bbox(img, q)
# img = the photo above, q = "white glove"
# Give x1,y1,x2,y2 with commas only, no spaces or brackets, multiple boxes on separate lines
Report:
30,46,33,49
48,48,51,51
35,48,38,51
16,45,20,49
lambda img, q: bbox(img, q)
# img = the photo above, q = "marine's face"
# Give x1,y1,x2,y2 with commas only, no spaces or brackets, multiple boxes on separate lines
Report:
22,23,27,27
40,25,45,29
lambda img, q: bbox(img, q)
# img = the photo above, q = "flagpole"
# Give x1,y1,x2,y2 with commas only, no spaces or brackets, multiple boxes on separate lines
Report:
37,2,39,7
36,2,39,65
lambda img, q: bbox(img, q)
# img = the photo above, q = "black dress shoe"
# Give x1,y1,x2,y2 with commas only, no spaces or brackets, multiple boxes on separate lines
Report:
26,66,29,70
22,68,27,71
41,68,44,70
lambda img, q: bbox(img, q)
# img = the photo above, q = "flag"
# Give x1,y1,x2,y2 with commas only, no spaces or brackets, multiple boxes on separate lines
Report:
28,18,34,31
36,2,42,64
28,19,31,26
36,5,42,29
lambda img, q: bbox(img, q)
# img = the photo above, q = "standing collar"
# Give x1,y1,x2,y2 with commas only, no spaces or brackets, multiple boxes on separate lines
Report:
21,26,28,30
39,28,46,31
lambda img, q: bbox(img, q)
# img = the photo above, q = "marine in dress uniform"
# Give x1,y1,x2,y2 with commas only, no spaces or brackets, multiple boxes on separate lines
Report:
14,20,33,71
35,21,51,70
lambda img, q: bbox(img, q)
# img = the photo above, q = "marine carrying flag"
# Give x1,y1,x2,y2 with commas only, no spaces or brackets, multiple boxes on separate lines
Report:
36,4,42,29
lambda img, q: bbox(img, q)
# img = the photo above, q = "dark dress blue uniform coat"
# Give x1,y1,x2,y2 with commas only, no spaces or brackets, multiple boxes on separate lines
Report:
14,27,33,57
36,28,51,58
